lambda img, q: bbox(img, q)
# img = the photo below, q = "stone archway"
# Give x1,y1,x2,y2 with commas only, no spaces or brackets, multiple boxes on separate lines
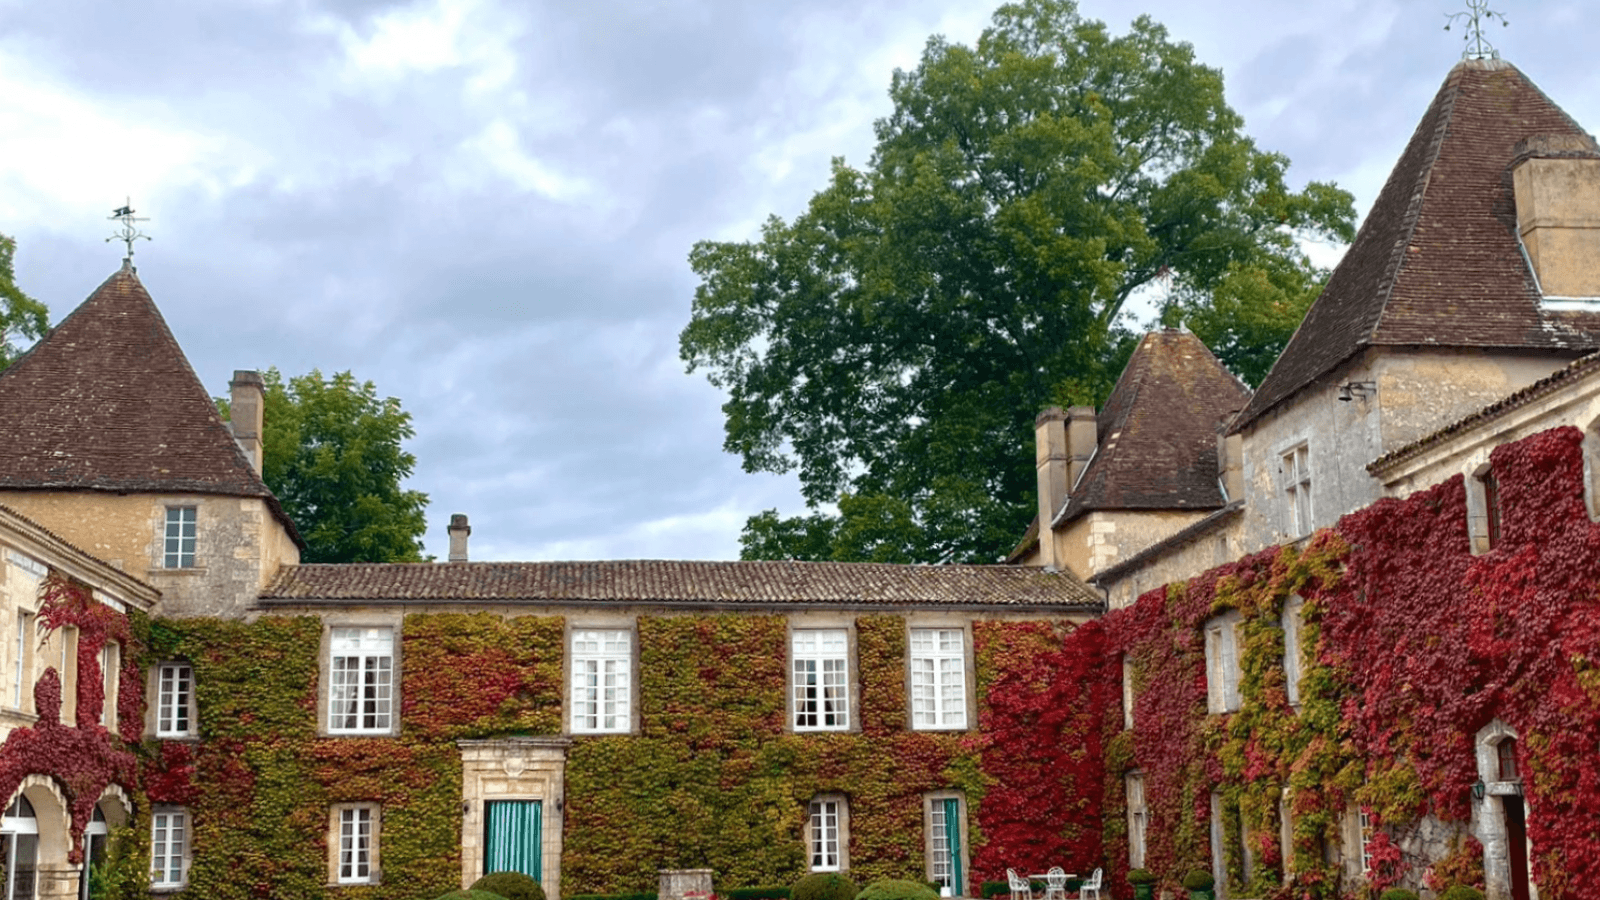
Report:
1474,720,1535,900
6,775,72,900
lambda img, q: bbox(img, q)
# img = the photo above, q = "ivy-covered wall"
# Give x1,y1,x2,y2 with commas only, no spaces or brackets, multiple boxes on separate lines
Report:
1081,425,1600,900
132,609,1093,900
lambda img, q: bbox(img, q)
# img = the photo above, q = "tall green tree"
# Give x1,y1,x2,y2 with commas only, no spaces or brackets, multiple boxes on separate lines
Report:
0,233,49,369
260,368,429,563
681,0,1355,564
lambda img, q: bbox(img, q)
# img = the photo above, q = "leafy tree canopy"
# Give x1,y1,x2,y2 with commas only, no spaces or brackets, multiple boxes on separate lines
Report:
260,368,429,563
681,0,1355,564
0,233,49,370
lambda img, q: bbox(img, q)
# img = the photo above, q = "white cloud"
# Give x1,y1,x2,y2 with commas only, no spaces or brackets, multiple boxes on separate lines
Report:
458,119,593,202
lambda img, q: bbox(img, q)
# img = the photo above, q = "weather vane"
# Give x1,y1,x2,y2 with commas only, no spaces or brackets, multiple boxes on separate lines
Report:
106,199,151,261
1444,0,1508,60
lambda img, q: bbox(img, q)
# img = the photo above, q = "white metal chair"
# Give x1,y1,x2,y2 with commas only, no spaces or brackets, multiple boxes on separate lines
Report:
1074,868,1102,900
1042,867,1068,900
1006,869,1034,900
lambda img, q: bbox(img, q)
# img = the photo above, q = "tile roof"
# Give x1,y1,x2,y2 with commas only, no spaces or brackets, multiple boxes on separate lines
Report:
1234,59,1600,432
1056,329,1250,524
260,559,1104,609
0,265,301,543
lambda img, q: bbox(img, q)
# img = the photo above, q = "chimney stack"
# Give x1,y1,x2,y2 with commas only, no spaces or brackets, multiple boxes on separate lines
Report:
229,370,265,475
1035,408,1068,569
448,514,471,563
1066,406,1097,490
1512,134,1600,297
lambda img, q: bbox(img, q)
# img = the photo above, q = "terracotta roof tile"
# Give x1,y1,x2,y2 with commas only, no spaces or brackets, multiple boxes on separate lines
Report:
260,559,1103,609
1235,60,1600,432
1057,329,1249,523
0,265,302,543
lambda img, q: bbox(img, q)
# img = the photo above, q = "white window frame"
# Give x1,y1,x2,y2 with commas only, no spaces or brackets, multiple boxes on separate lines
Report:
792,629,850,732
1204,612,1242,714
156,663,195,738
1126,772,1147,869
100,641,119,729
909,628,967,730
3,795,39,900
150,807,188,889
328,628,395,735
925,792,967,892
571,629,632,734
163,507,197,569
1283,597,1304,708
333,804,379,885
807,795,847,872
1357,807,1375,877
11,610,32,712
1282,444,1312,537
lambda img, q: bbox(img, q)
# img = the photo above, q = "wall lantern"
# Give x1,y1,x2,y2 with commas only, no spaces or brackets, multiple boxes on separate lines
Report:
1470,779,1486,800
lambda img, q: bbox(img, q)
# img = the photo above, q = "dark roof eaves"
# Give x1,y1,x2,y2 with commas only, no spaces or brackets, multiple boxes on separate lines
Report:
254,595,1104,613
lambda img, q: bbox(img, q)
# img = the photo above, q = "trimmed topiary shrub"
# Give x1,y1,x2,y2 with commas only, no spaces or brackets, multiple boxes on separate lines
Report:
567,894,656,900
856,879,940,900
471,872,546,900
979,882,1009,898
794,873,858,900
436,891,507,900
1180,871,1213,891
1439,888,1485,900
1125,870,1157,885
1379,890,1419,900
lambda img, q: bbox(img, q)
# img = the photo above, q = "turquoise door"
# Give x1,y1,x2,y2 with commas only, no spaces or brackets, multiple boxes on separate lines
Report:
942,798,963,893
485,800,542,881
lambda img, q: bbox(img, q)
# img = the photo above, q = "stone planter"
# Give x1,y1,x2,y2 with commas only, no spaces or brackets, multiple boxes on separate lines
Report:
1131,884,1155,900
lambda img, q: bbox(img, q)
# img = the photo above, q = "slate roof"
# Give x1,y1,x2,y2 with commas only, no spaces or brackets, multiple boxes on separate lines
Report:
1055,329,1250,524
0,265,302,543
260,559,1103,609
1233,59,1600,432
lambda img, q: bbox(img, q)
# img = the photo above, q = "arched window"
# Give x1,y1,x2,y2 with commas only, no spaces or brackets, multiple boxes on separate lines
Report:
1497,738,1519,782
2,795,38,900
81,806,108,900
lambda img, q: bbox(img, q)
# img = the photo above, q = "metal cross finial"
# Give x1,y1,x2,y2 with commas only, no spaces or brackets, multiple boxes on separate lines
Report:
106,198,151,261
1444,0,1509,60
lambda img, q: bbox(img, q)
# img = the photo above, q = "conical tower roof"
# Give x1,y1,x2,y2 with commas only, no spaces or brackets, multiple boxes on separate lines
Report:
0,264,298,538
1234,59,1600,431
1057,328,1251,523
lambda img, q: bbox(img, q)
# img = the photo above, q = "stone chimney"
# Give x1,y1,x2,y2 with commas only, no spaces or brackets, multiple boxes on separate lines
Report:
1217,428,1244,503
1066,406,1097,490
1512,134,1600,297
229,370,265,475
1035,407,1069,568
447,514,471,563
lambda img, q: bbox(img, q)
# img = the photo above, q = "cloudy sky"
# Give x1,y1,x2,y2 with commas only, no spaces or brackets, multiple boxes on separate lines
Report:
1,0,1596,562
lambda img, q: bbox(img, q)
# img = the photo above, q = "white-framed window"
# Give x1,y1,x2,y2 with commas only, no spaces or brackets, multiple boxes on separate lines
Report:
925,793,966,893
1126,772,1147,869
1204,612,1242,714
100,641,119,728
164,507,197,569
909,628,967,730
150,807,188,889
807,796,847,872
571,629,631,734
1282,444,1312,537
11,610,31,711
1283,596,1304,707
1122,654,1135,731
2,795,38,900
333,805,379,885
792,629,849,731
328,628,394,734
156,663,194,738
1357,807,1375,877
